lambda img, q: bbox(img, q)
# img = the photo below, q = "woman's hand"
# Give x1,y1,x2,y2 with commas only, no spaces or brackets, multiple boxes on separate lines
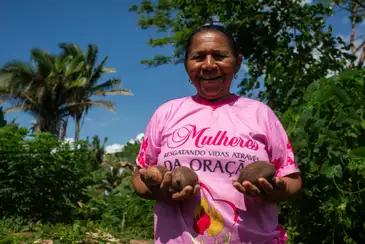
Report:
161,171,200,201
132,166,199,202
232,173,302,202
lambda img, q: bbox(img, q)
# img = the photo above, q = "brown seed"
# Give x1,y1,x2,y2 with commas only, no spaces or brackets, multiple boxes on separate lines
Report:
141,165,168,187
238,161,276,186
170,166,199,192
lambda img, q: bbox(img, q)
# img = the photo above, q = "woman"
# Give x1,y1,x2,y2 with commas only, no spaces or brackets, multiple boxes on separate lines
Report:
132,24,302,244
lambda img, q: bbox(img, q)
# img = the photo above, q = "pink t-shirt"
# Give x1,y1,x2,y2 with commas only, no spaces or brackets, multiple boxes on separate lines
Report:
136,94,299,244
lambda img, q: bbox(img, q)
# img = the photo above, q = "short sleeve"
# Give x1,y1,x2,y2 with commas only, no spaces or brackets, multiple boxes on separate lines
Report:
265,107,300,177
136,111,162,168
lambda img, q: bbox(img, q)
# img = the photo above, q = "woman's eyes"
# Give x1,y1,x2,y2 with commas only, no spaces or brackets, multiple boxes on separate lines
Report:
191,54,226,61
214,54,226,60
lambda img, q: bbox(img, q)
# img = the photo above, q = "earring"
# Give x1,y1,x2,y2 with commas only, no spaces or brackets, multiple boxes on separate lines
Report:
188,79,192,84
234,74,238,80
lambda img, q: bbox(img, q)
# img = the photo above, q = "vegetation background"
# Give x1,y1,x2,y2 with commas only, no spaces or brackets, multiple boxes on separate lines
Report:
0,0,364,243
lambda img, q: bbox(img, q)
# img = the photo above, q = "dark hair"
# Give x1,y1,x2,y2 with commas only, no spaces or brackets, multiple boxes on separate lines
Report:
184,24,240,63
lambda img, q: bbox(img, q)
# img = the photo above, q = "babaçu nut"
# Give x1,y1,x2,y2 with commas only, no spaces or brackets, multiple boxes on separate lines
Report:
170,166,199,193
141,165,199,193
238,161,276,186
141,165,168,187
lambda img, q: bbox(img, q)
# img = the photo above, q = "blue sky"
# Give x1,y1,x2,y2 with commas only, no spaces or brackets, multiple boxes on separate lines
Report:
1,0,363,150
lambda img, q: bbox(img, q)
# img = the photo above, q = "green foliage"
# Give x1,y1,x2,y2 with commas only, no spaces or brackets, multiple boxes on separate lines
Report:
114,141,141,164
0,43,132,138
0,125,98,223
79,140,154,240
0,126,153,241
281,68,365,243
0,217,126,243
130,0,352,112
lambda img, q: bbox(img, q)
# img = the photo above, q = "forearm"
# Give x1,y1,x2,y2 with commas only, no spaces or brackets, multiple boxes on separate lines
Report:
271,173,302,202
131,168,154,200
283,173,302,195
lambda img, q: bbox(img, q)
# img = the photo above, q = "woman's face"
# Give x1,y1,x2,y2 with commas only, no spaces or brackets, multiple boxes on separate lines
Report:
185,31,242,101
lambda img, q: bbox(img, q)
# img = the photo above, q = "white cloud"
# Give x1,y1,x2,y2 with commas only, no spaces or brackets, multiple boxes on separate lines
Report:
104,133,144,154
135,133,144,142
127,133,144,144
64,137,75,144
105,143,125,154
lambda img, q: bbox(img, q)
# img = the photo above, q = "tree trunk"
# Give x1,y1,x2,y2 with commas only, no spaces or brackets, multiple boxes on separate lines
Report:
74,114,81,142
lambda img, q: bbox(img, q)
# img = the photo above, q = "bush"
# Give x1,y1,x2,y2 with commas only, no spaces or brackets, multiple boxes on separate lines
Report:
0,125,98,223
0,126,154,240
78,141,154,240
281,68,365,243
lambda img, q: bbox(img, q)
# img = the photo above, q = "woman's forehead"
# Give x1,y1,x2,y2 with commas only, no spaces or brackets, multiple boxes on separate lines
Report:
189,31,232,50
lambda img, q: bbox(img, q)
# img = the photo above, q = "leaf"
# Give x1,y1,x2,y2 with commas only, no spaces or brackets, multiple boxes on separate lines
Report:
101,67,116,73
320,163,343,178
349,147,365,159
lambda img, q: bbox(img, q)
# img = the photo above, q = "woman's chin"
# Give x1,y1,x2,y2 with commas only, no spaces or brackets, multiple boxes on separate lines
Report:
198,91,228,101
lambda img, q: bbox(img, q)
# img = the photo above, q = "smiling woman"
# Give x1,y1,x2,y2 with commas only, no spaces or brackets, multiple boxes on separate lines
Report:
184,26,242,101
132,24,302,244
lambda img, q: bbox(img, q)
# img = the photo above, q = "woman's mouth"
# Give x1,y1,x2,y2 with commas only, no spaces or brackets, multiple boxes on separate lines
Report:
200,76,223,82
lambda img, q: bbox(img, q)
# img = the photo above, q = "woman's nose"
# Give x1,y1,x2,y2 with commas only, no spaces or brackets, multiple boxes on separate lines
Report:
202,55,217,70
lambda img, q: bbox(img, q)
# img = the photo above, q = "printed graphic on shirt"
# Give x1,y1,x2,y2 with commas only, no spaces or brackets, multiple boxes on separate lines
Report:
167,124,259,150
192,182,238,243
137,137,149,167
136,123,298,179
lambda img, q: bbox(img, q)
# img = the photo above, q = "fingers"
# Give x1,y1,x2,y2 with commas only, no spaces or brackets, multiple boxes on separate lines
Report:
241,181,261,196
257,178,274,193
170,183,201,201
232,180,247,194
138,168,147,176
233,180,261,197
171,185,193,200
160,171,172,189
233,178,280,199
193,184,200,195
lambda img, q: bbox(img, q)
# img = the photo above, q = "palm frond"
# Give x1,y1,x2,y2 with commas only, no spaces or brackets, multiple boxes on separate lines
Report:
89,56,108,85
94,89,133,96
91,78,121,92
0,63,38,98
31,48,54,77
102,67,116,73
62,100,115,112
3,100,36,113
59,43,82,57
86,44,98,67
1,61,35,87
0,72,13,87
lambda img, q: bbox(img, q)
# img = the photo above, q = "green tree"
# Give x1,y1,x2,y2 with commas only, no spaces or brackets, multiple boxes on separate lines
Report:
0,44,132,139
58,43,133,141
130,0,351,112
131,2,365,243
0,125,98,222
0,49,67,135
331,0,365,67
281,68,365,243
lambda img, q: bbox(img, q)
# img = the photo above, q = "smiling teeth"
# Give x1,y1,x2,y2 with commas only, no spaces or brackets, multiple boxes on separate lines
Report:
202,77,221,80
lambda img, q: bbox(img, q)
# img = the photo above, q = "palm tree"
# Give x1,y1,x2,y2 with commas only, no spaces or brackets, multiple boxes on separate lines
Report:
0,49,67,135
58,43,132,141
0,43,132,139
